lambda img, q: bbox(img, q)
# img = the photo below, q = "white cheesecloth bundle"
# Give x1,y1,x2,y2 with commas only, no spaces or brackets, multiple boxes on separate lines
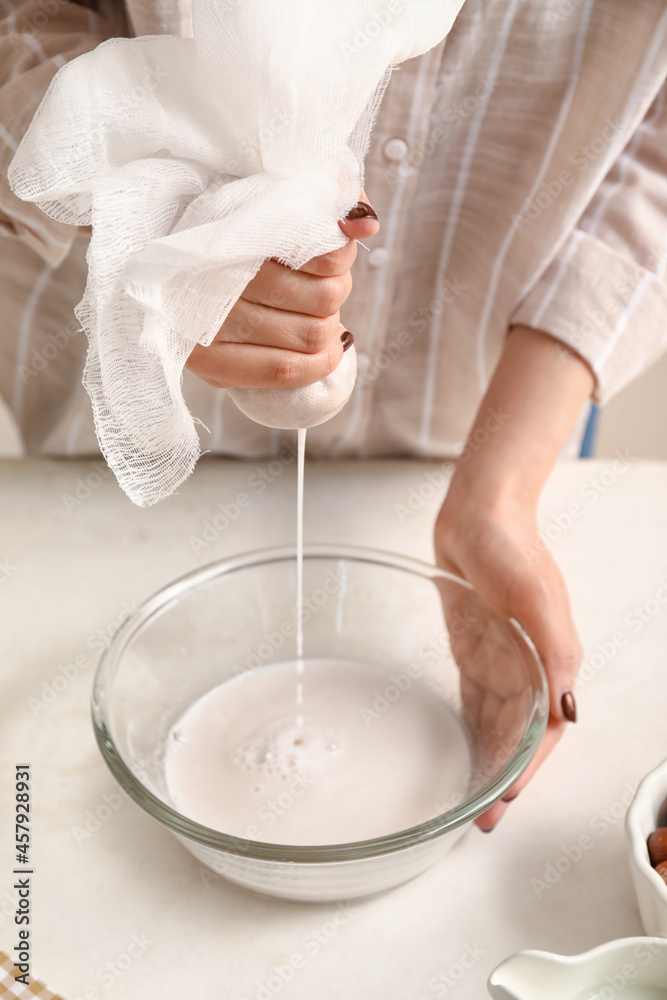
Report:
8,0,464,506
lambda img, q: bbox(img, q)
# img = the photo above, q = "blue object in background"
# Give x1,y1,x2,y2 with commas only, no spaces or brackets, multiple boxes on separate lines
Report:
579,403,600,458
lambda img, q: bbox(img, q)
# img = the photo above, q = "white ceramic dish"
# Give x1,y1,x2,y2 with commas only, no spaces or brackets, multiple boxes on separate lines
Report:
626,756,667,937
488,938,667,1000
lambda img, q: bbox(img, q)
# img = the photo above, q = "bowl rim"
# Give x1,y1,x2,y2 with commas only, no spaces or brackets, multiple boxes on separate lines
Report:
626,755,667,907
91,542,549,863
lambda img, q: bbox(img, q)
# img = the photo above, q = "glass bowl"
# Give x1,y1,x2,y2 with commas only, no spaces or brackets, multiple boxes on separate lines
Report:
91,544,548,903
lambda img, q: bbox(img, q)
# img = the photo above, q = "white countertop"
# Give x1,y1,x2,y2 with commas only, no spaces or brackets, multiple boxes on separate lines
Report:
2,454,667,1000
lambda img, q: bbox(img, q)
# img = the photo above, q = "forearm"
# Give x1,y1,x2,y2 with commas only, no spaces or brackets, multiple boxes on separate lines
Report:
446,326,596,512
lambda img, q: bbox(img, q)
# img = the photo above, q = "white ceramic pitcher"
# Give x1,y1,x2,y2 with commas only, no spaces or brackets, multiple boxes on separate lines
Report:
488,938,667,1000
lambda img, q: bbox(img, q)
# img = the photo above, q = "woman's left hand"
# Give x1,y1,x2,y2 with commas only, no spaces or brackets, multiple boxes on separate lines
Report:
435,476,581,831
433,325,594,830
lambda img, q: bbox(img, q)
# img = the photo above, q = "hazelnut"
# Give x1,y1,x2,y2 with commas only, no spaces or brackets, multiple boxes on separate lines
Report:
647,827,667,867
655,861,667,886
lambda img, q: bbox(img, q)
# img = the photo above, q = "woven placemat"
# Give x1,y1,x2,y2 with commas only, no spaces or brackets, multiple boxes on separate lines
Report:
0,951,64,999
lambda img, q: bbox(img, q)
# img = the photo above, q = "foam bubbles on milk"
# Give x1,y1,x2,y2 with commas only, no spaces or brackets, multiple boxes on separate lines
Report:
233,720,340,779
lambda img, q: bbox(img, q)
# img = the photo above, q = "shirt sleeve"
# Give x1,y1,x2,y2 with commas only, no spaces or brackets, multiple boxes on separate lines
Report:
510,81,667,406
0,0,115,268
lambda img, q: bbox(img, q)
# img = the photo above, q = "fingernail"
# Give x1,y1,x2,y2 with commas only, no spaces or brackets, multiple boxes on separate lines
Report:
561,689,577,723
502,791,520,803
340,330,354,352
480,826,495,834
344,201,378,221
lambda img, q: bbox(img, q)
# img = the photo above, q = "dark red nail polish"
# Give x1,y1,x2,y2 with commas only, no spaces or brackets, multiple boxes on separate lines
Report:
502,791,520,803
561,689,577,723
344,201,378,221
340,330,354,352
480,826,495,834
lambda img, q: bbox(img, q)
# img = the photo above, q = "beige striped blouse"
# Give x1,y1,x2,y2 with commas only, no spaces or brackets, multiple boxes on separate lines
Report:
1,0,667,465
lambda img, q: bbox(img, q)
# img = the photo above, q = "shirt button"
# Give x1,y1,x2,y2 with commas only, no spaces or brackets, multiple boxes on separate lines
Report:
368,247,390,268
383,138,408,161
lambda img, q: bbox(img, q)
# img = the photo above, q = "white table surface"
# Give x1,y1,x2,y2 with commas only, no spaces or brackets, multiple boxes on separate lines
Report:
1,454,667,1000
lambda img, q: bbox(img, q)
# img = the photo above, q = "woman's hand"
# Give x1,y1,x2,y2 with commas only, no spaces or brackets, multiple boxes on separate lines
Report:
435,325,596,831
185,194,379,389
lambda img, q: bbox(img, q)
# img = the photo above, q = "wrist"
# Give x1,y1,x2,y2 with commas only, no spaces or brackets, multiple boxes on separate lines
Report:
437,458,536,550
445,325,595,513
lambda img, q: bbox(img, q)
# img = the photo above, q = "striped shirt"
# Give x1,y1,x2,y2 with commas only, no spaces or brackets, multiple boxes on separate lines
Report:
1,0,667,463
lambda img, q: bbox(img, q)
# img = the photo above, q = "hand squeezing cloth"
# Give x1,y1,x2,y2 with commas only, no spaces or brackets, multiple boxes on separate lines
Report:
9,0,464,506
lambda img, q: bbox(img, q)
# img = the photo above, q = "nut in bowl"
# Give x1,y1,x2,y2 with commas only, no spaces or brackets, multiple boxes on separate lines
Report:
91,545,548,903
626,756,667,937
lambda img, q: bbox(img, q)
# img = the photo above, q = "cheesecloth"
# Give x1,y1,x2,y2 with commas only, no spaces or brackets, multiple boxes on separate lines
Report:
8,0,464,505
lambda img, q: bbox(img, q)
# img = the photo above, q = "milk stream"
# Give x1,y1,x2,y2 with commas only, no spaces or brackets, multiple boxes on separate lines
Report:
295,427,306,726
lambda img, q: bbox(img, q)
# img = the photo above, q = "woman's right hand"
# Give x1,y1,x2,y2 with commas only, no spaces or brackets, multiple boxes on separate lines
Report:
185,194,379,389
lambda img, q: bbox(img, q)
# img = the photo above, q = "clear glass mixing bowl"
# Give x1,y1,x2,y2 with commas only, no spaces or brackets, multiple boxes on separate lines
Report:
91,544,548,903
